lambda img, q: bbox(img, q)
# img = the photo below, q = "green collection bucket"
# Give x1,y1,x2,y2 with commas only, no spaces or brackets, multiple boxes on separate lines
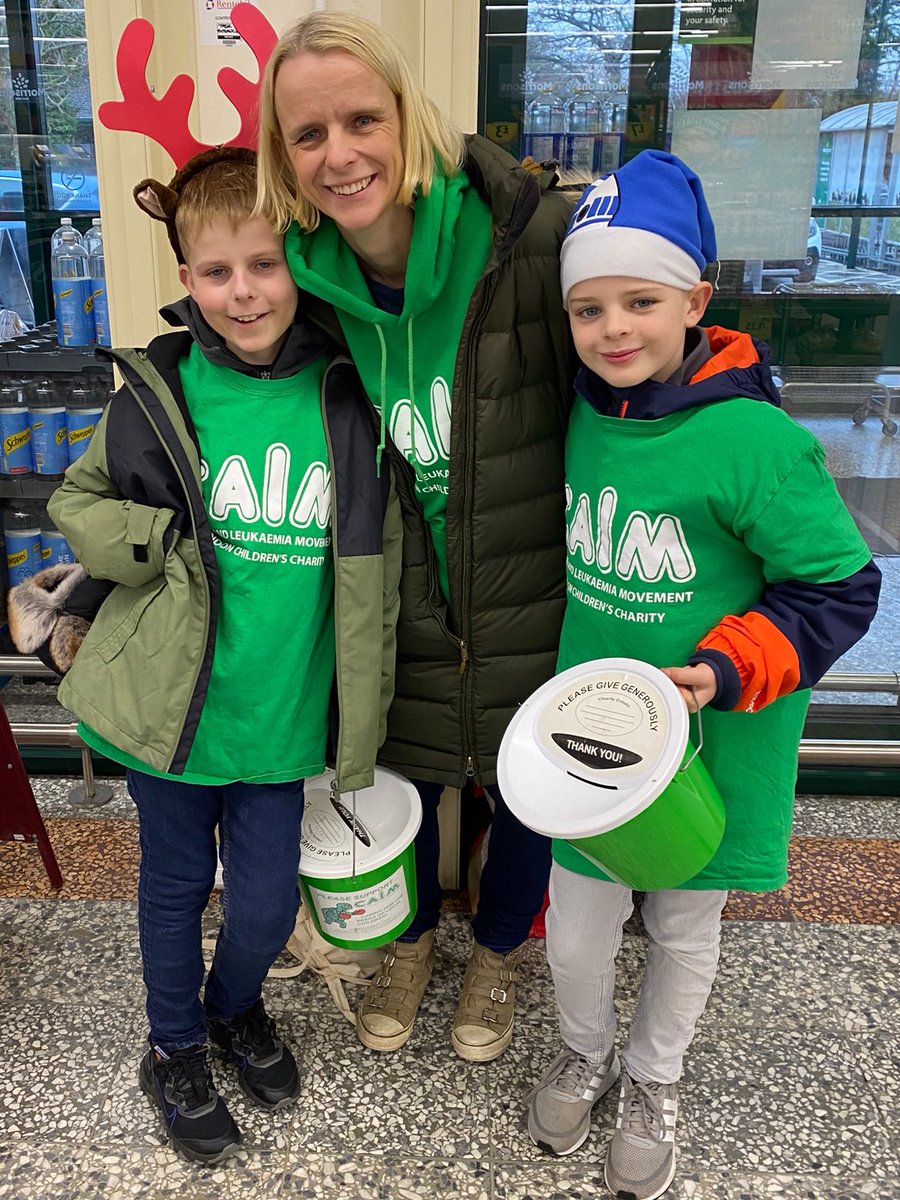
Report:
498,658,725,890
298,768,422,951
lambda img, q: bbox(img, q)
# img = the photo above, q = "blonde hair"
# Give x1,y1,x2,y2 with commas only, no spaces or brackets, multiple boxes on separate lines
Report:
255,11,467,233
176,156,260,261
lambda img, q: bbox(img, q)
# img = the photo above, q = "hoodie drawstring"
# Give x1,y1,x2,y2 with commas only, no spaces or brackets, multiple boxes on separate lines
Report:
374,324,388,476
406,317,416,461
373,318,418,474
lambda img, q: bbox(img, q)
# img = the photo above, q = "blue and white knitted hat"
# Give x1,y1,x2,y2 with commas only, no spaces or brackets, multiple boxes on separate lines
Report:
560,149,718,301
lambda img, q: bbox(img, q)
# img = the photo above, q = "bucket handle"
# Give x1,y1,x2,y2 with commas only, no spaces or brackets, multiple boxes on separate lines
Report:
679,687,703,772
329,780,360,880
351,788,358,878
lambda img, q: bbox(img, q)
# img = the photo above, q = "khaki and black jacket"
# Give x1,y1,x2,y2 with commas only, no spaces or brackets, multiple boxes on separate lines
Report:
297,136,576,786
48,328,402,794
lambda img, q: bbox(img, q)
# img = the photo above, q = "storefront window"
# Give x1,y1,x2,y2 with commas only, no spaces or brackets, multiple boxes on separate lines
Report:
0,0,98,330
480,0,900,730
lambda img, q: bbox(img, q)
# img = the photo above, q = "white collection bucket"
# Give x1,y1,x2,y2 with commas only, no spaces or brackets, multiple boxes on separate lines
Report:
299,768,422,950
498,658,725,890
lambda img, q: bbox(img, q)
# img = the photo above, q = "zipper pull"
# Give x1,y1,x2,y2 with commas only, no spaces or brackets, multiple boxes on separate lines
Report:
465,755,475,778
459,639,469,674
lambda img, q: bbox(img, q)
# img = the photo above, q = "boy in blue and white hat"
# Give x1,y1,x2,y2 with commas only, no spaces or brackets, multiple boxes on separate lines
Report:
525,150,880,1199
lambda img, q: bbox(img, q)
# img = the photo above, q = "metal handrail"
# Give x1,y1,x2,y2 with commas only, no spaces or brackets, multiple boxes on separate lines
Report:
813,672,900,694
0,655,58,677
798,740,900,766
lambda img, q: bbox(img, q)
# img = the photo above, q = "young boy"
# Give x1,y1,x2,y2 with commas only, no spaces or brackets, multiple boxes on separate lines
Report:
35,148,400,1164
525,150,880,1200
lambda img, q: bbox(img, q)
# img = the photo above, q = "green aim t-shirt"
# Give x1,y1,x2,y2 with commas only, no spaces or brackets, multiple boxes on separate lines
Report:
81,347,335,784
286,169,494,603
554,394,872,891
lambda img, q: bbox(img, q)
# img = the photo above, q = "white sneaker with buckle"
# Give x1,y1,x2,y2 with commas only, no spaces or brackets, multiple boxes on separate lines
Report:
451,941,523,1062
355,930,435,1052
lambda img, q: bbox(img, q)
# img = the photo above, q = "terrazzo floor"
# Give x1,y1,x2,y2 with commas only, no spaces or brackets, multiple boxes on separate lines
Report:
0,772,897,1200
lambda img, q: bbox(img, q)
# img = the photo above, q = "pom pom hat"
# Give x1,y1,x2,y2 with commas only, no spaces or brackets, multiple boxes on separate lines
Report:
560,149,718,302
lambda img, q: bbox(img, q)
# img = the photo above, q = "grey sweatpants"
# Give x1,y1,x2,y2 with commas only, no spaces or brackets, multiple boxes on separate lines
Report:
546,862,728,1084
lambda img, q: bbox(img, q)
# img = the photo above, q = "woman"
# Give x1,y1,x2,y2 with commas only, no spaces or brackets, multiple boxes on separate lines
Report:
256,12,573,1063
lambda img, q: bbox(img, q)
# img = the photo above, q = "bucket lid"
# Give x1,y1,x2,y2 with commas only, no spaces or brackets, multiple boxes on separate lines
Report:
299,767,422,878
498,658,689,839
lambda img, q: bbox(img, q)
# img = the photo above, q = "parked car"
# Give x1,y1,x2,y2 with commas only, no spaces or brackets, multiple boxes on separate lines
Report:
0,159,99,214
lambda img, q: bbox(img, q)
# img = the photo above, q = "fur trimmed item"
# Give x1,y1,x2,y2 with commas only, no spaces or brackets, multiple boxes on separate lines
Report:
7,563,91,675
133,145,257,264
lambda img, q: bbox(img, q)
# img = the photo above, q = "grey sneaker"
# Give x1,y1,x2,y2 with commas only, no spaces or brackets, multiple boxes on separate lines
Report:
604,1071,678,1200
525,1048,621,1155
355,929,435,1051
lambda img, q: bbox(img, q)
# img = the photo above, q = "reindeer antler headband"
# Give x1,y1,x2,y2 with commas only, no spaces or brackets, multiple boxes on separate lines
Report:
97,3,279,261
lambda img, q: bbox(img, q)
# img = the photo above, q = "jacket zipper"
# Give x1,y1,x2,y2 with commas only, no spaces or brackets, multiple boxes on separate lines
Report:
115,349,215,771
320,361,344,790
456,271,498,781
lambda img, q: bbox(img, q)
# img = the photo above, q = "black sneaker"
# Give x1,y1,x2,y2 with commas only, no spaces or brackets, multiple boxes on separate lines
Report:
139,1044,241,1165
208,998,300,1110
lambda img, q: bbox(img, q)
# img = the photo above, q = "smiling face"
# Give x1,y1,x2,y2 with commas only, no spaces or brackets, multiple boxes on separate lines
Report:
566,276,712,387
178,216,298,366
273,49,407,248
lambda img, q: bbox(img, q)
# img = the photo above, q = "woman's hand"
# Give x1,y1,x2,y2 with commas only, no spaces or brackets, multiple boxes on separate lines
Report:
661,663,717,712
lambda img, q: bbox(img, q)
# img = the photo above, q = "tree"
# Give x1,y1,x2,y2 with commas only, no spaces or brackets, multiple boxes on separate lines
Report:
33,0,90,148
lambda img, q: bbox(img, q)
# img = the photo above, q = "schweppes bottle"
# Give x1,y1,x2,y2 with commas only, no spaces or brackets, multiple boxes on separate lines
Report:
0,380,33,476
67,382,104,464
3,501,41,587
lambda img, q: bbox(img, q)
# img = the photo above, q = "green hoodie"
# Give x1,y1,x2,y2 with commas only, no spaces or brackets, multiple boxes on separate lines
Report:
285,170,493,602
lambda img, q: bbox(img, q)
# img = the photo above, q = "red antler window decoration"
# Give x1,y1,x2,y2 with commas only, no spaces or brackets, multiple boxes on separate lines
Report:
98,2,279,167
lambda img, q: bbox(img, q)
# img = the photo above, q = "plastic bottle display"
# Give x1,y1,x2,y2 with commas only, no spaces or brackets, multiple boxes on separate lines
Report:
40,512,76,567
82,218,102,260
51,229,94,347
29,378,68,478
523,93,564,164
66,383,104,462
4,501,42,586
0,378,33,476
49,217,84,256
89,234,111,348
566,93,601,174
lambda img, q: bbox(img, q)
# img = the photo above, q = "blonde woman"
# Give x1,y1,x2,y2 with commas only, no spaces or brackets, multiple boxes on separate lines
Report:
256,12,573,1063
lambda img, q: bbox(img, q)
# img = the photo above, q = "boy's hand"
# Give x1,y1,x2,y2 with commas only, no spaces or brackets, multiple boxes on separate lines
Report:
661,664,718,712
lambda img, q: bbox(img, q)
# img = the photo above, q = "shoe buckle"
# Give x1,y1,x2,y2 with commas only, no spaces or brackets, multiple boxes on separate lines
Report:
481,1009,501,1023
374,973,392,988
489,987,507,1003
368,996,387,1009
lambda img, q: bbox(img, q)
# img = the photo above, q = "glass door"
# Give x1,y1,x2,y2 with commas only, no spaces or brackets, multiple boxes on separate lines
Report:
480,0,900,748
0,0,98,330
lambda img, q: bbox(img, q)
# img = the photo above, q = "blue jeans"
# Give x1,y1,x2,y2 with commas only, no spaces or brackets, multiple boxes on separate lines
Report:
128,770,304,1052
400,780,551,954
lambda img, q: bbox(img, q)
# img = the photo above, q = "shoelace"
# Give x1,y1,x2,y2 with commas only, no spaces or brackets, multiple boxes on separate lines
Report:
232,1004,279,1060
523,1051,598,1103
621,1078,668,1141
164,1047,214,1108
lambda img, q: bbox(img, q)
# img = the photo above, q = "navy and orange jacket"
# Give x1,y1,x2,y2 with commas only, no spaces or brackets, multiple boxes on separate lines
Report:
574,325,881,712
